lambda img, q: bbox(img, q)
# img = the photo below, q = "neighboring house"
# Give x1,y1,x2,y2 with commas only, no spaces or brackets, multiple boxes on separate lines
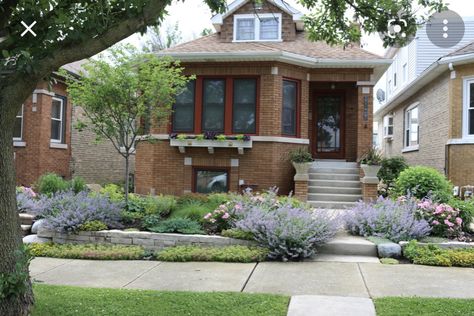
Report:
13,61,134,186
375,39,474,187
135,0,390,203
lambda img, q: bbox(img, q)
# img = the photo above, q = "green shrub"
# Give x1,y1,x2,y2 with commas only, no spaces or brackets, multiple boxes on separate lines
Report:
142,195,176,216
359,147,383,165
100,184,124,202
148,218,204,234
403,240,474,267
393,166,452,202
177,193,209,206
380,258,399,264
28,243,145,260
171,201,211,222
448,198,474,232
378,157,408,196
156,245,269,263
207,193,232,208
70,176,87,193
121,210,145,225
36,173,69,195
141,214,162,230
78,220,108,231
221,229,254,241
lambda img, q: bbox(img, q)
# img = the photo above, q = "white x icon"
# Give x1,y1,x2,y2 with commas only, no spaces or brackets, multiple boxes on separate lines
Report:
21,21,37,37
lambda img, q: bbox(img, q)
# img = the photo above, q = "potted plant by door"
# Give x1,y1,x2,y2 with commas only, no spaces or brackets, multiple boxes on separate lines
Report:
359,147,383,179
289,148,313,181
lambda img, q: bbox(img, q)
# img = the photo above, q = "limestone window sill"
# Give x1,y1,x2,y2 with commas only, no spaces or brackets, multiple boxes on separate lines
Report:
50,142,68,150
13,141,26,147
402,145,419,153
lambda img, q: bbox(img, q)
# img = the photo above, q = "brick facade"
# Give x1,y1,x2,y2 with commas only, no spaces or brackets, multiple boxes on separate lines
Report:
14,82,73,186
70,105,136,185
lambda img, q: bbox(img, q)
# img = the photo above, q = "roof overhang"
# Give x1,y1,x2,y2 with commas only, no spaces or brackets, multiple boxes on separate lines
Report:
157,51,391,81
374,52,474,120
211,0,304,32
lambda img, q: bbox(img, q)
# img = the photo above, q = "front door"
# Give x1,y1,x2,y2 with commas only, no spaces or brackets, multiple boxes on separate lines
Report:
313,93,345,159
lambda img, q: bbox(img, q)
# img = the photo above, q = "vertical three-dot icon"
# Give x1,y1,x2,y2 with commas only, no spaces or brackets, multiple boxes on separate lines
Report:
443,19,449,39
426,10,464,48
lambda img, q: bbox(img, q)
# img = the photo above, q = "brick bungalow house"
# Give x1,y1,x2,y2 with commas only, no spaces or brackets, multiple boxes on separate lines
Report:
375,41,474,187
14,61,134,186
135,0,391,206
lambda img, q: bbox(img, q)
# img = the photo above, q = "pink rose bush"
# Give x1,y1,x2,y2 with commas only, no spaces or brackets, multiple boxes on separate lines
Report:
203,203,234,233
417,199,463,238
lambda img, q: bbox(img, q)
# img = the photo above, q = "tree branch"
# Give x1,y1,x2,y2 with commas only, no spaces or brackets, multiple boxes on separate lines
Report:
0,0,18,31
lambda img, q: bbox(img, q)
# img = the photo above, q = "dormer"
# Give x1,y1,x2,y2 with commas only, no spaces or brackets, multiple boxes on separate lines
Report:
211,0,304,43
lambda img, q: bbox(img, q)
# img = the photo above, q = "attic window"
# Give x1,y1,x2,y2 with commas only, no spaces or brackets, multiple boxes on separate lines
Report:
234,13,281,42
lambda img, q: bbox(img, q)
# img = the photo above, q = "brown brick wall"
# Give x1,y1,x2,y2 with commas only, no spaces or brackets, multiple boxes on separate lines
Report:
14,81,72,186
362,182,378,201
135,140,305,196
381,73,450,174
219,1,296,42
70,105,135,185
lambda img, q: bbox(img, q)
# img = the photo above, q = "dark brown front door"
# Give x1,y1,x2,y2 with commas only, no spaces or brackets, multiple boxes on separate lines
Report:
313,92,345,159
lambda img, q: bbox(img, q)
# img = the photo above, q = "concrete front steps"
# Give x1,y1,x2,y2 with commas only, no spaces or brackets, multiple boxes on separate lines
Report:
307,160,362,209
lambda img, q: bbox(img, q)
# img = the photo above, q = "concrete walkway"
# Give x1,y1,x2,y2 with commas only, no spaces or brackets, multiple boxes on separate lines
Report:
30,257,474,298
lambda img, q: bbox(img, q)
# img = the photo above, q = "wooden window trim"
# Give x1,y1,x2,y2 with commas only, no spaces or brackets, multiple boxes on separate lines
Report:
192,166,231,193
281,77,301,138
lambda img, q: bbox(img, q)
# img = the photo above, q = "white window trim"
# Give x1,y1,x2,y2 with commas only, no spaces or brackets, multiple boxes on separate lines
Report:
13,104,24,141
233,13,282,42
383,114,394,138
403,102,420,150
462,77,474,140
51,96,65,143
49,142,68,149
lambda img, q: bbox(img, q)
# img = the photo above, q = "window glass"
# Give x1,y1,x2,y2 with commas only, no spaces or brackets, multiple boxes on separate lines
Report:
172,81,195,132
13,105,23,140
405,106,419,147
236,18,255,40
470,108,474,135
195,170,228,193
233,79,256,134
202,79,225,132
260,17,279,40
282,80,297,136
51,98,65,142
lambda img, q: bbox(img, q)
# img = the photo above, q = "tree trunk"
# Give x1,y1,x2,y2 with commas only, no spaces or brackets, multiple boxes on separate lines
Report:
124,155,130,206
0,97,34,315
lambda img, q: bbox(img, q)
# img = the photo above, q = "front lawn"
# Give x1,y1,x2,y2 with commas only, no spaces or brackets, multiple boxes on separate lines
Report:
32,284,289,316
374,297,474,316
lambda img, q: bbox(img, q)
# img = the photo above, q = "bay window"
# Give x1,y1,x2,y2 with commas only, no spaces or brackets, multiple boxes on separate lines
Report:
234,14,281,41
282,79,298,136
404,103,419,149
172,81,195,132
202,79,226,133
232,79,257,134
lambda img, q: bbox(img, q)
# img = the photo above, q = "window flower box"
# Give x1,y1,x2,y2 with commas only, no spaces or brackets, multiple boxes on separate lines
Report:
169,134,252,154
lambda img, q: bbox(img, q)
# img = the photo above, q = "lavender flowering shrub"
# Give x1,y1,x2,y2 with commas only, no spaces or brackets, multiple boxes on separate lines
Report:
37,191,124,233
235,206,338,261
16,186,38,212
344,196,431,242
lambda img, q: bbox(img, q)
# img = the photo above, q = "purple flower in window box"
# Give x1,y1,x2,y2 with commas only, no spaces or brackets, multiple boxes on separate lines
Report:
204,131,218,140
243,135,251,142
169,133,178,139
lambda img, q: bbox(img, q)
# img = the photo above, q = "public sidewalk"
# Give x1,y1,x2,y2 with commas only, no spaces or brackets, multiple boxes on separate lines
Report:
30,258,474,315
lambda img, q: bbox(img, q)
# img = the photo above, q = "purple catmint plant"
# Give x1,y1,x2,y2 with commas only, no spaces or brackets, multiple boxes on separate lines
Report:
235,205,338,261
36,190,124,233
344,196,431,242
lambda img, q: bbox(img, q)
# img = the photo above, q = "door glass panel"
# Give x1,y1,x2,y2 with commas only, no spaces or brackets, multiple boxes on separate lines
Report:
316,96,341,153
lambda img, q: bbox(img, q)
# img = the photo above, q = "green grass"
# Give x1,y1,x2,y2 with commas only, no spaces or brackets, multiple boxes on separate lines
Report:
374,297,474,316
32,284,289,316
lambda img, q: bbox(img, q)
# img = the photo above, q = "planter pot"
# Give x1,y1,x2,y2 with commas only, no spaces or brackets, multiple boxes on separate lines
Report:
292,162,312,181
361,164,381,179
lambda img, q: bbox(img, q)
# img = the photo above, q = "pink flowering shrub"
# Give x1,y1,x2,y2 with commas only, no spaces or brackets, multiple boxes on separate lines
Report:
16,186,39,212
203,204,233,233
417,199,463,238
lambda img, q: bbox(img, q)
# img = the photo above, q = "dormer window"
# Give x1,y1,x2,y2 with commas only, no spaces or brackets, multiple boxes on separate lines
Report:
233,13,282,42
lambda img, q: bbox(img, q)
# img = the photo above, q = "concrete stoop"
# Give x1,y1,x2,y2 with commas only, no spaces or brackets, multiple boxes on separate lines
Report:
287,295,376,316
308,160,362,209
312,232,378,263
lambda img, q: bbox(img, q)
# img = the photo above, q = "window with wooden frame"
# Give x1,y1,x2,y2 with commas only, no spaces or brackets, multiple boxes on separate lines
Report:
171,76,259,135
193,167,229,193
281,78,300,137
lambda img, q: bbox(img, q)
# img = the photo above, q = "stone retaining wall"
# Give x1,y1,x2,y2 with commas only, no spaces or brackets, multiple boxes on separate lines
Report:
37,229,255,250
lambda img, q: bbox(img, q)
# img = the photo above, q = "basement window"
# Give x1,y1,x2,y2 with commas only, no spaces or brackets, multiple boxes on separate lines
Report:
194,168,229,193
